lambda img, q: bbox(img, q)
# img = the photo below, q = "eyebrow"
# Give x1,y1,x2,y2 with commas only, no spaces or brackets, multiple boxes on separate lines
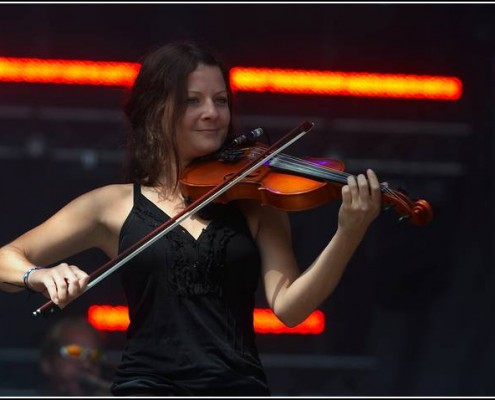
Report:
187,90,227,95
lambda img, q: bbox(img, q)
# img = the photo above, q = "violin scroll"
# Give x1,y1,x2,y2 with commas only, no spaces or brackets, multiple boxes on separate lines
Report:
382,188,433,226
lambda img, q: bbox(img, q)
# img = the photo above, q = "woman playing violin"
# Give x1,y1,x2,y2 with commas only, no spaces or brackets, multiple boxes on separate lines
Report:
0,41,382,396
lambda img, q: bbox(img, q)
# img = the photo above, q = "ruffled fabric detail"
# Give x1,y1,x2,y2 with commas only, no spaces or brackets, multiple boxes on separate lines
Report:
167,220,236,298
133,197,237,298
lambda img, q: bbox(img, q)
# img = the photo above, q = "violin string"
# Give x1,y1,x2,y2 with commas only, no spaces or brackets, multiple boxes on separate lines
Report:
250,146,385,188
277,152,414,213
248,146,411,211
249,147,349,182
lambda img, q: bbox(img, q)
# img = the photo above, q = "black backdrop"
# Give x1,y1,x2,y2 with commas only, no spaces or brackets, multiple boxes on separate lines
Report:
0,3,494,396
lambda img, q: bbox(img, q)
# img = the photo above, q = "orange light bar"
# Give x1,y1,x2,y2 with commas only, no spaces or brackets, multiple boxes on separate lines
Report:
230,67,462,100
253,308,325,334
88,305,130,331
0,57,140,86
87,305,325,335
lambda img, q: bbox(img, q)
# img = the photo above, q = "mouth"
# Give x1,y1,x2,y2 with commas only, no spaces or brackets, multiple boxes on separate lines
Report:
196,129,219,133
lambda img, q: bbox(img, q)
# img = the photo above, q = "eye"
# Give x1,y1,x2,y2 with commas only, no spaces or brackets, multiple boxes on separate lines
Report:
215,97,228,105
186,97,200,105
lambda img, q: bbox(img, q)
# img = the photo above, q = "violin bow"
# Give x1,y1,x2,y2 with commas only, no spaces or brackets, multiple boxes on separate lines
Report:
33,120,315,317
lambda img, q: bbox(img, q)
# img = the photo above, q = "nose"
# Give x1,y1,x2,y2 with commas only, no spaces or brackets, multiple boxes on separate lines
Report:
201,98,219,120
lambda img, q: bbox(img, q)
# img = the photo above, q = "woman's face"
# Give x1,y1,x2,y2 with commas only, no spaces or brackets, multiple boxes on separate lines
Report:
176,64,230,167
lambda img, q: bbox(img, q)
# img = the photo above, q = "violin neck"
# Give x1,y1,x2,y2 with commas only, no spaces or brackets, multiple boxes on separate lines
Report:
268,155,392,194
268,155,349,185
261,149,432,225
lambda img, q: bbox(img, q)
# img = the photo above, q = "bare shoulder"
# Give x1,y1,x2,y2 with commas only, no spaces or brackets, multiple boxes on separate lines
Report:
87,183,134,226
71,183,131,211
58,183,134,232
85,183,133,202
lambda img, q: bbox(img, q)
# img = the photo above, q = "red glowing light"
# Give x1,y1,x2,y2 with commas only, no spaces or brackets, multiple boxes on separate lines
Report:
0,57,140,86
230,67,462,100
0,57,462,100
87,305,325,335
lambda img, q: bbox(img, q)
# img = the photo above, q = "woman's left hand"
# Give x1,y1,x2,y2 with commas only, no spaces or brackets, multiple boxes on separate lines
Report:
338,169,382,235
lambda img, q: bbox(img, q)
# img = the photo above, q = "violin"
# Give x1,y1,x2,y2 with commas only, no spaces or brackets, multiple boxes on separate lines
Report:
180,143,433,226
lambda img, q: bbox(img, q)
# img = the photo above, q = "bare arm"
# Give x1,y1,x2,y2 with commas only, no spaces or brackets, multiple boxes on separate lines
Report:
259,169,381,327
0,184,129,307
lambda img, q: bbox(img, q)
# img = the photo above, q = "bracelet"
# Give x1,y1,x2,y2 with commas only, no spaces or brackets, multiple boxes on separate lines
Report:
22,266,44,293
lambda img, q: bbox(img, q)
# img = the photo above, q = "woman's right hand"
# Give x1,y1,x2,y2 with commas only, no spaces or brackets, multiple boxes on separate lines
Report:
27,263,90,309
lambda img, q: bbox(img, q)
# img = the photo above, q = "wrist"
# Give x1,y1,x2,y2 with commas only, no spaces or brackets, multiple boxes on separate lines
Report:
22,266,44,293
335,225,367,244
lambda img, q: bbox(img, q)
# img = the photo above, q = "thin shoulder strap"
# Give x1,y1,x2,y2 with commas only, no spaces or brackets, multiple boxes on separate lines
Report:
133,182,141,204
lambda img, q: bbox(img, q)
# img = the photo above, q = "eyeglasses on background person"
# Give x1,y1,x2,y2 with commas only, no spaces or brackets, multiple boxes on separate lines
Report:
59,344,103,362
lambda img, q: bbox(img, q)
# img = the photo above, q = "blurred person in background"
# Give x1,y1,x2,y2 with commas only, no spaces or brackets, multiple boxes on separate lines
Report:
38,316,112,396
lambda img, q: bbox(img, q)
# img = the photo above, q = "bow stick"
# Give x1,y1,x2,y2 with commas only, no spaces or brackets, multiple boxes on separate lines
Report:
33,120,315,317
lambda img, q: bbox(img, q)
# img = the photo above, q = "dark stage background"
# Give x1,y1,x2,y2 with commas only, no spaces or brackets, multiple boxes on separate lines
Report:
0,3,494,396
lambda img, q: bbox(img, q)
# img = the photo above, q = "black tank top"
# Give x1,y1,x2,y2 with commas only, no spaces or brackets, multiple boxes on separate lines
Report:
110,184,270,396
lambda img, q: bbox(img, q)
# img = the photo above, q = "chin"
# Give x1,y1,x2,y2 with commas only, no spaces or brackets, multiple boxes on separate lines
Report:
187,145,218,163
202,136,226,153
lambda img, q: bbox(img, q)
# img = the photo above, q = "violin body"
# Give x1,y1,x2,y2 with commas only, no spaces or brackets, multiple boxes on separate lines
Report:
181,149,346,212
180,144,433,225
